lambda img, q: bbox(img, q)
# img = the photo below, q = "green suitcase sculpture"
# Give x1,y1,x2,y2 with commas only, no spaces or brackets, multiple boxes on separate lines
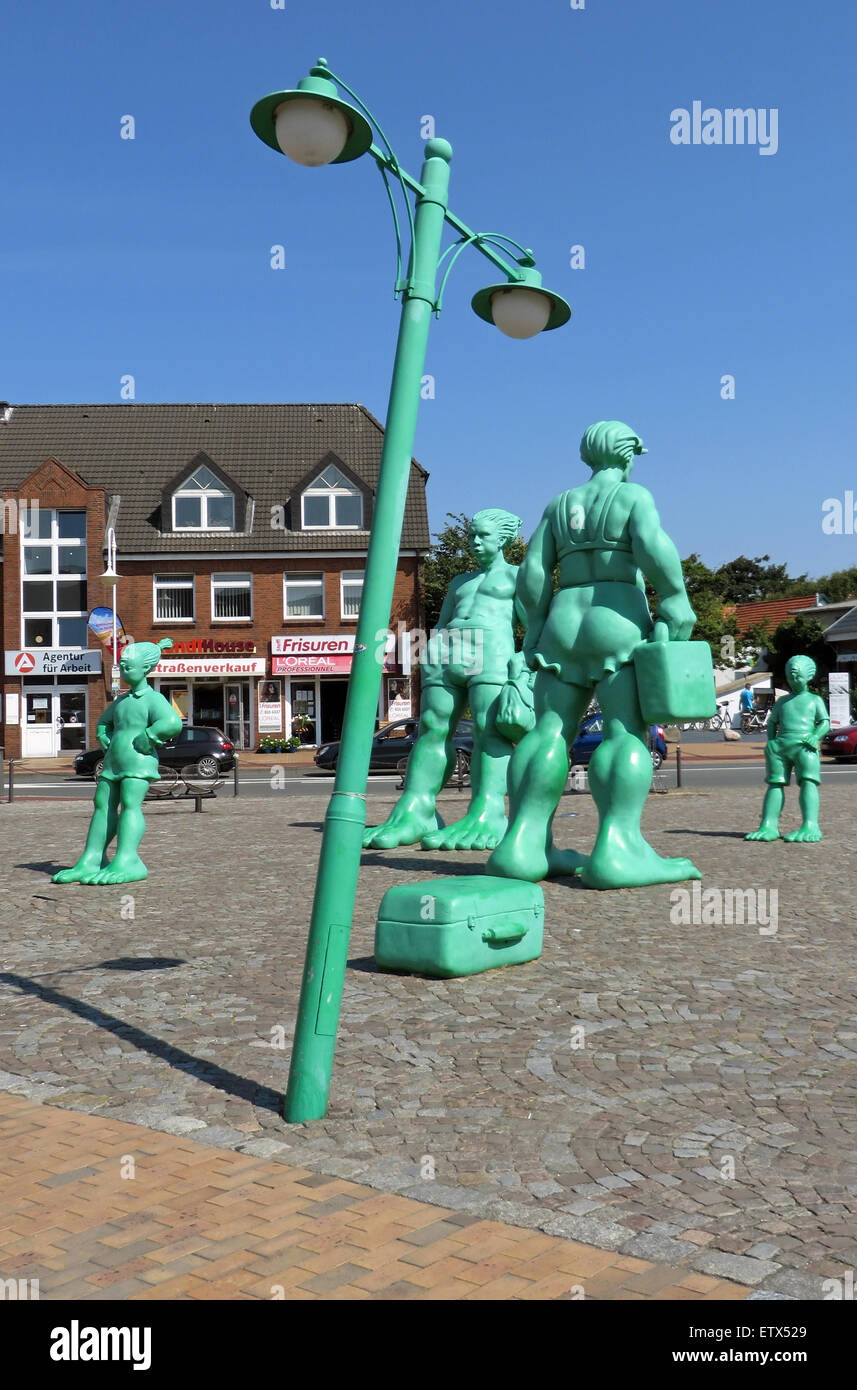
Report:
375,876,544,978
634,621,716,725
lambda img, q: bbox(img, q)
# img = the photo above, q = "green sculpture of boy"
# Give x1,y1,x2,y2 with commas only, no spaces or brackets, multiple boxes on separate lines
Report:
53,639,182,884
746,655,829,842
363,509,522,851
487,419,701,889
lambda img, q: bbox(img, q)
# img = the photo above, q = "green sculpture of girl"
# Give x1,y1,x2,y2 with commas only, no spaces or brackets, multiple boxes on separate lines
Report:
53,639,182,885
363,508,522,851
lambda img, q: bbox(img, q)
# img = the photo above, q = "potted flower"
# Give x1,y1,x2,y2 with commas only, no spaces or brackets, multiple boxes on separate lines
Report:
287,734,301,752
258,736,273,754
292,714,314,744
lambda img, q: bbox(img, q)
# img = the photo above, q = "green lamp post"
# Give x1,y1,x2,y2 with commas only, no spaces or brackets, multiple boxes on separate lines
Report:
250,59,571,1122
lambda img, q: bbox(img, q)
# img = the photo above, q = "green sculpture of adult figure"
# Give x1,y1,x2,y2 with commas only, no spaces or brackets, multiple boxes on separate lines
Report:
746,655,829,842
487,420,701,889
363,509,522,852
53,639,182,885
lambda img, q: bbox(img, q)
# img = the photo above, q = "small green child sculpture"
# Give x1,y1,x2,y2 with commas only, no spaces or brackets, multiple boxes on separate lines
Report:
53,639,182,884
746,655,830,843
363,509,522,852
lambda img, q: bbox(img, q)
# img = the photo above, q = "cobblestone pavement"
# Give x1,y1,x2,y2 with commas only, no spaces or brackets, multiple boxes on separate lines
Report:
0,1093,752,1300
1,784,855,1301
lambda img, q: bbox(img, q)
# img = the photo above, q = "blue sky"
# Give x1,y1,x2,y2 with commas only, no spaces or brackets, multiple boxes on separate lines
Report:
2,0,856,581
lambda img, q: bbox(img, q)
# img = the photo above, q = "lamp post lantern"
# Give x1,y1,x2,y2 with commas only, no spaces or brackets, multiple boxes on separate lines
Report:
250,60,571,1122
99,527,121,694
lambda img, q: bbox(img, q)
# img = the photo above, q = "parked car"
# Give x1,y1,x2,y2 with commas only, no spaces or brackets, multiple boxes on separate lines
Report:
314,717,473,774
74,725,236,779
821,725,857,760
571,714,668,770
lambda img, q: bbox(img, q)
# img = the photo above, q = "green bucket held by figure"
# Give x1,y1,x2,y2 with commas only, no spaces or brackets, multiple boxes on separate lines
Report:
53,639,182,885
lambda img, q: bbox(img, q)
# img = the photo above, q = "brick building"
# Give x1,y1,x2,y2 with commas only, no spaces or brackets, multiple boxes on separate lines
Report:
0,403,429,760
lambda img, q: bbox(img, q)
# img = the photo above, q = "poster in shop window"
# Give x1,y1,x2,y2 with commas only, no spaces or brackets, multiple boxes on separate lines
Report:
387,676,412,721
828,671,850,729
259,678,283,732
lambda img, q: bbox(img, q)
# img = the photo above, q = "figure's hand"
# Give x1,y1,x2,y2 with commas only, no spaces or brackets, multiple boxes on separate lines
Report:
801,739,817,752
132,732,154,755
655,595,696,642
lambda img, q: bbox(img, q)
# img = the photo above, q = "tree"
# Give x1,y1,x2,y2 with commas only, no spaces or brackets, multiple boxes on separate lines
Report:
420,512,526,631
812,566,857,603
714,554,808,604
763,615,836,694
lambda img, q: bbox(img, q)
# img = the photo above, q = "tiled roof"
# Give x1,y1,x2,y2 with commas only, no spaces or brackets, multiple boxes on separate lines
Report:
0,404,430,554
732,595,818,634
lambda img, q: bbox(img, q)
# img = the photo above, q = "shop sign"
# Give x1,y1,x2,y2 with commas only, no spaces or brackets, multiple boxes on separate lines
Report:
5,648,103,676
271,633,397,675
272,634,354,656
167,638,257,654
151,657,266,676
272,653,353,675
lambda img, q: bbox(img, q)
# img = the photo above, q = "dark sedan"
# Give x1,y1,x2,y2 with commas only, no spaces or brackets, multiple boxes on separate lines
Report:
74,725,236,778
571,714,668,770
821,725,857,760
314,717,474,774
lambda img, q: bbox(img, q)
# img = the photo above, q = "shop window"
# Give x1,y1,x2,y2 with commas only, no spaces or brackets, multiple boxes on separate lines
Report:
154,574,195,621
284,572,324,620
300,465,363,530
212,573,252,621
20,510,87,647
340,570,364,620
171,465,235,531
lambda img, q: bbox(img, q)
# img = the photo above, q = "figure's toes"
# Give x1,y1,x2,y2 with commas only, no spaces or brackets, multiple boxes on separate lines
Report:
420,831,442,850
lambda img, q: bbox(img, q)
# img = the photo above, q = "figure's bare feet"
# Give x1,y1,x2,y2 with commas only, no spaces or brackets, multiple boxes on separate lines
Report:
580,825,701,889
486,825,548,882
363,798,441,850
91,855,148,884
745,825,780,841
421,803,507,852
52,854,108,884
546,845,588,878
784,824,822,842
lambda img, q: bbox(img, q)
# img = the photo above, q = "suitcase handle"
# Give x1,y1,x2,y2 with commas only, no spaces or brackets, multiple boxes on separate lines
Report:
482,922,528,944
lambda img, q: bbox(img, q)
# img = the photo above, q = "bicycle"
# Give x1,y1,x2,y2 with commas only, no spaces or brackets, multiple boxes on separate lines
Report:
708,703,734,731
741,709,768,734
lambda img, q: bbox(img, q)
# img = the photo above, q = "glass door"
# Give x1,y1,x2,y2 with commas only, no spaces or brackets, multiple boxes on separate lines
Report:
224,682,249,748
290,681,317,745
57,688,87,752
23,689,55,756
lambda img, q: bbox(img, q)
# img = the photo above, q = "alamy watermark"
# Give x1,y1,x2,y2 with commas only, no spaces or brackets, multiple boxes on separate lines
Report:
821,491,857,534
1,497,39,535
670,883,778,935
670,103,778,156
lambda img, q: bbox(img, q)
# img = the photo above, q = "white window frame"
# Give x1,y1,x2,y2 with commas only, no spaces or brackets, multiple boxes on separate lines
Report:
211,572,253,622
20,508,88,648
340,569,364,622
171,465,236,532
154,573,195,623
283,571,325,622
300,466,363,531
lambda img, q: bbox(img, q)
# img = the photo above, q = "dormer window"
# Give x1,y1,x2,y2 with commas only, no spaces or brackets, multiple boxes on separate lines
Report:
172,464,235,531
301,465,363,530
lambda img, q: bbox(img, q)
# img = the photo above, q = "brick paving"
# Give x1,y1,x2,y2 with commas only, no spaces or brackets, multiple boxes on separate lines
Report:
0,1093,751,1300
1,783,855,1301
